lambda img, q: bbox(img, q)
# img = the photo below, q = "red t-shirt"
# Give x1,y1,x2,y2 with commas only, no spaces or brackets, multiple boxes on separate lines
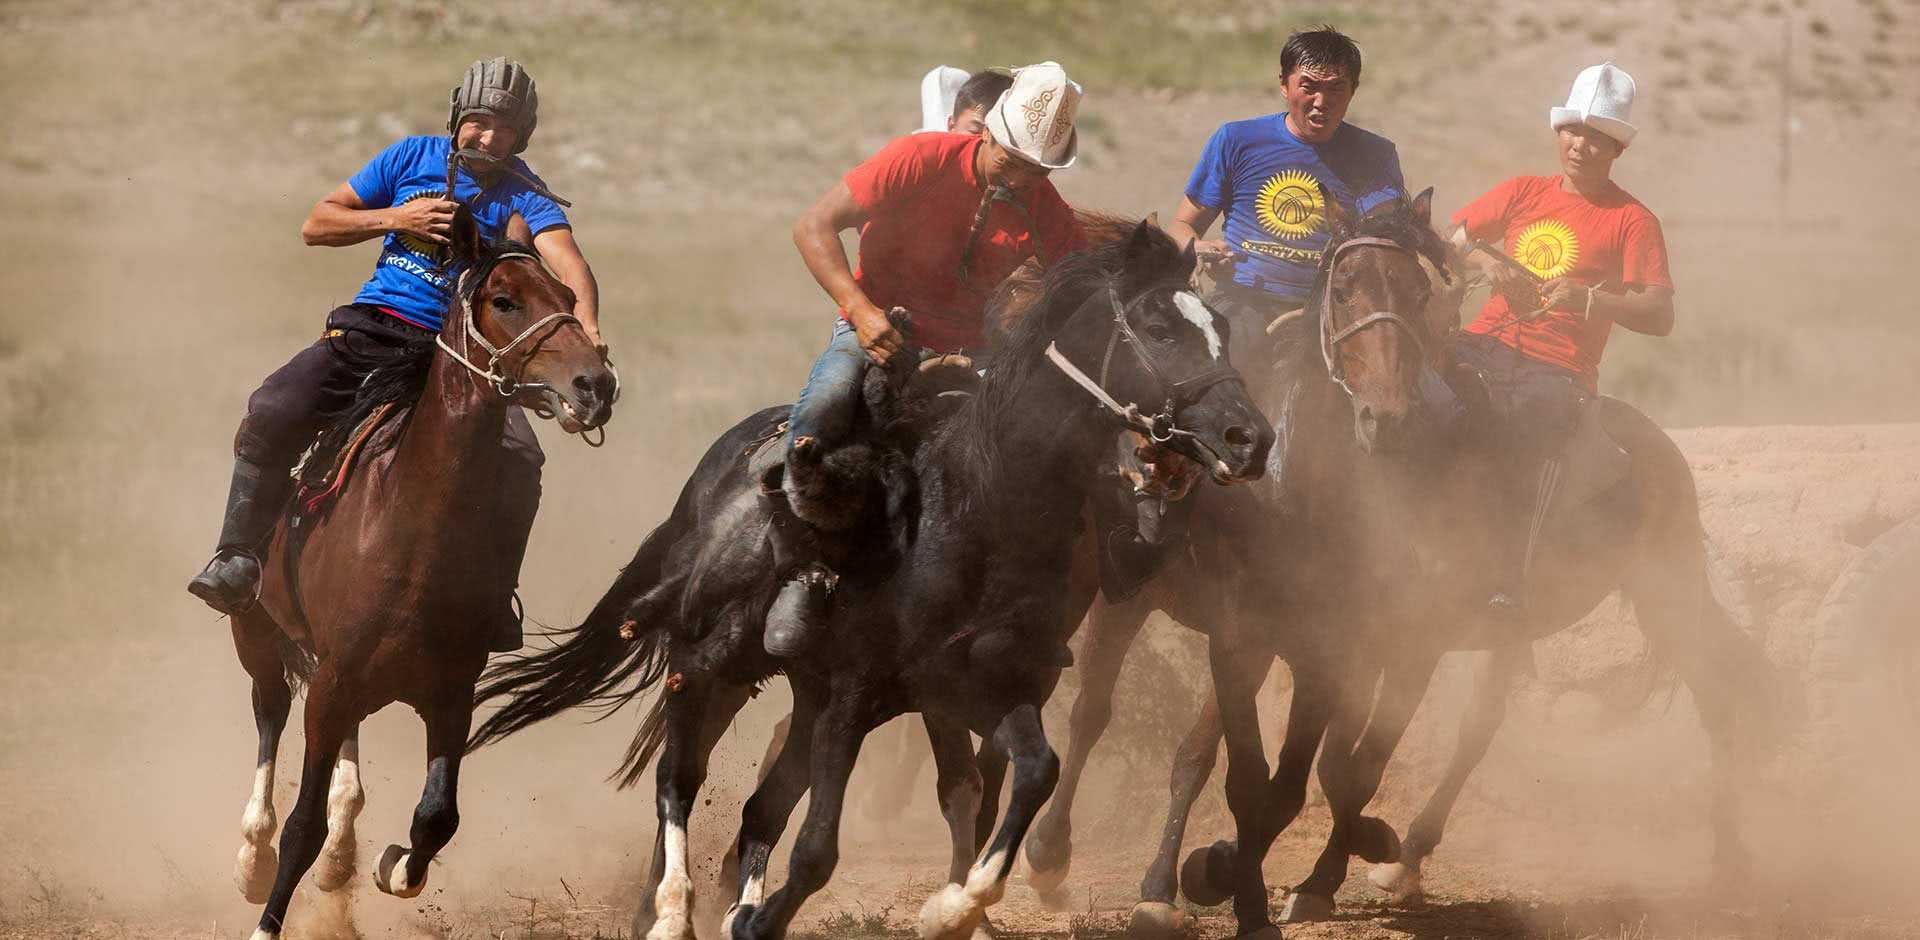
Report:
841,132,1085,352
1452,175,1671,388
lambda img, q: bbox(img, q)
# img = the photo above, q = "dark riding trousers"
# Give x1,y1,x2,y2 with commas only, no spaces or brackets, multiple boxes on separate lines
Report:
1449,331,1585,459
235,303,543,471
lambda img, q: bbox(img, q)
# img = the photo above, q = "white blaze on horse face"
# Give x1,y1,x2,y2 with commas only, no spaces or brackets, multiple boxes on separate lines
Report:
1174,291,1222,360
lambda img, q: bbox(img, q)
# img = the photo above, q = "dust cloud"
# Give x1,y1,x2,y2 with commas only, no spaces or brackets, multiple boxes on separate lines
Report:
2,1,1916,937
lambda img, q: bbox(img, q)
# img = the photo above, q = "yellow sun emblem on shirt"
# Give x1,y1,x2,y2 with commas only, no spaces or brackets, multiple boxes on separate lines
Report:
1511,218,1579,280
1255,169,1326,239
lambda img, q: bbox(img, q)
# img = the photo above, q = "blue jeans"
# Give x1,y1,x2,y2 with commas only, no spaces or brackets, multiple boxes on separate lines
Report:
787,319,868,449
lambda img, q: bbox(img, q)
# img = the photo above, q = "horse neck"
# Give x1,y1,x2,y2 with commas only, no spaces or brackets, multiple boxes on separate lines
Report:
394,318,511,489
960,363,1110,522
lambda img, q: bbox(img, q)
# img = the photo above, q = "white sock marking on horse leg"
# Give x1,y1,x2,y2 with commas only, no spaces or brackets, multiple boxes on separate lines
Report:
235,759,278,901
919,848,1007,940
315,735,364,891
646,820,695,940
1175,291,1223,360
721,870,766,936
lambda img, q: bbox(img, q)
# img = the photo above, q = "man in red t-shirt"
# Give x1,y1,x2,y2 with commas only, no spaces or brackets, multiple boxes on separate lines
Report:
1448,62,1673,618
762,62,1088,657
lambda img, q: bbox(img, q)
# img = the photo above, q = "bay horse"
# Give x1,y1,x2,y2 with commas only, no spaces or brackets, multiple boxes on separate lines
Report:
1018,192,1775,938
226,212,615,940
469,221,1271,940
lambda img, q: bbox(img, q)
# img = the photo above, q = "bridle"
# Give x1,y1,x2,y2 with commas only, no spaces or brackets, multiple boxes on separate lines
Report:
1045,282,1243,452
1317,235,1434,398
435,251,620,443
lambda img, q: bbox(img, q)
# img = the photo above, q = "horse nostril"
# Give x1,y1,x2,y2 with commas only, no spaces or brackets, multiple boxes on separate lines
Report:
1225,425,1255,449
572,374,598,400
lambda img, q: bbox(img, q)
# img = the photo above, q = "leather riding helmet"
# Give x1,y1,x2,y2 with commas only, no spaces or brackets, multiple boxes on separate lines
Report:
447,57,538,154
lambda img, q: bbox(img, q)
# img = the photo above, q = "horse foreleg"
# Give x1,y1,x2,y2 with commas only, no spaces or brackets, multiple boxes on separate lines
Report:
1199,644,1333,940
1026,591,1154,906
1371,644,1524,904
733,689,873,939
1130,690,1222,939
313,726,365,892
373,696,473,900
250,671,354,940
919,703,1058,940
1288,649,1438,922
232,616,292,905
923,714,985,887
724,682,822,938
970,736,1008,858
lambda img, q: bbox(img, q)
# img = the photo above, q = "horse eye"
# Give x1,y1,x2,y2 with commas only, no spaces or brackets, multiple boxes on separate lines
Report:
491,295,516,311
1145,323,1175,343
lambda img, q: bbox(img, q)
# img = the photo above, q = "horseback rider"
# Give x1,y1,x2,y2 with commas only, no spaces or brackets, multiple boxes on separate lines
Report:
1168,25,1406,354
187,57,601,653
764,61,1089,657
1447,62,1674,617
920,66,1016,136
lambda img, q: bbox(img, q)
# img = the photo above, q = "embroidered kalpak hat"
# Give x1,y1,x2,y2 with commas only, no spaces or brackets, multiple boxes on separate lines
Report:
1549,62,1637,146
985,61,1082,169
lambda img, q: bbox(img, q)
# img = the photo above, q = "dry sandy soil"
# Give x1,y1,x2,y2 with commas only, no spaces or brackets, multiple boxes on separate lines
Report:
3,1,1918,937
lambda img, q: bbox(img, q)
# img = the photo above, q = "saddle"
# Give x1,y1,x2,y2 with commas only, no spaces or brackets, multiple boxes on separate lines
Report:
291,402,402,517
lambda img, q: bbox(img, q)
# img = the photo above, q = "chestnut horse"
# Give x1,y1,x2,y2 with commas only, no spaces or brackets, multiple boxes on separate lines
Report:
225,213,615,940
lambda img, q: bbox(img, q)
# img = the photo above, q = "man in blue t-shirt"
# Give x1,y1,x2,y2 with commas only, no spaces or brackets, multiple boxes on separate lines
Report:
187,58,601,653
1169,26,1405,359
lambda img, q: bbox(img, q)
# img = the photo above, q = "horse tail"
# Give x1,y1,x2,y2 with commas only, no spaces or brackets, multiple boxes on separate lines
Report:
467,509,687,753
614,687,673,790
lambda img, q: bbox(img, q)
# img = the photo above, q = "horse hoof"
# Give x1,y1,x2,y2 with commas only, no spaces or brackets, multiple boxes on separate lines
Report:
1034,881,1076,913
248,929,280,940
1178,840,1233,908
1352,815,1402,864
918,882,985,940
1368,861,1425,904
1026,857,1072,910
1279,891,1336,923
721,903,748,937
374,843,423,898
1127,901,1197,938
234,842,277,904
1235,927,1284,939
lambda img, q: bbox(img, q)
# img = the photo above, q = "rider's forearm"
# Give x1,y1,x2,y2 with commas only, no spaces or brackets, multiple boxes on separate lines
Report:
302,202,400,247
1592,287,1673,336
547,253,601,339
793,214,875,315
1165,218,1205,249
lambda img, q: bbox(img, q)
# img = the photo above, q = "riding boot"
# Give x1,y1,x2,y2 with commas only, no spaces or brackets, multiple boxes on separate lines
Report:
188,458,292,615
1488,456,1563,620
487,455,542,653
760,472,837,658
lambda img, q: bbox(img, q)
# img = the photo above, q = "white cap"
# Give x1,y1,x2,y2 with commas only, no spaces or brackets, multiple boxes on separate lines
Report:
984,61,1082,169
920,65,970,133
1549,62,1637,146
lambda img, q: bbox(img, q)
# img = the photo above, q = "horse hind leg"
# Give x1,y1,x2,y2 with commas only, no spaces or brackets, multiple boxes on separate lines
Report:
312,726,365,892
1130,690,1222,940
374,696,474,900
724,683,823,938
1371,643,1524,905
918,703,1060,940
632,677,744,940
233,614,294,905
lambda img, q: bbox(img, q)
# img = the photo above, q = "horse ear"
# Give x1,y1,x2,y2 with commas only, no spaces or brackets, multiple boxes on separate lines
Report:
1124,217,1159,272
1144,210,1161,229
447,204,483,268
1326,196,1357,239
1410,187,1435,227
1178,235,1198,281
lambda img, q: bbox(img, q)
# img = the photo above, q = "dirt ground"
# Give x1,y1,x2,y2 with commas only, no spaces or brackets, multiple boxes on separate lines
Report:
3,1,1918,938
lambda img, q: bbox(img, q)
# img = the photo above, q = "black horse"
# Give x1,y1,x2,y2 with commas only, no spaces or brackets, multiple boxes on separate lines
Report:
1020,193,1776,939
469,221,1271,940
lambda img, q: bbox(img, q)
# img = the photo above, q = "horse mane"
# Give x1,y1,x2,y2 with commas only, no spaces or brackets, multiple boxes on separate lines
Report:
303,237,535,481
952,218,1192,495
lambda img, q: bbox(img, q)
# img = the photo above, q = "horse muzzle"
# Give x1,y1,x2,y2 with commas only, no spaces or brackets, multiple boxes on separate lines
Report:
540,366,617,433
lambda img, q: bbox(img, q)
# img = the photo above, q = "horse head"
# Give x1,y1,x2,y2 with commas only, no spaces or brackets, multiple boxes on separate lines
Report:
445,209,616,434
1314,189,1453,455
1045,219,1273,484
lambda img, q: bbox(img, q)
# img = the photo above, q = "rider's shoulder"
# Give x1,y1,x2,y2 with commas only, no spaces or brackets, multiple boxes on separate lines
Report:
1332,121,1398,156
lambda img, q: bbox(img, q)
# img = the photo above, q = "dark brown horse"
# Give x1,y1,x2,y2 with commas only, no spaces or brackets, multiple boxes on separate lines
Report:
226,215,614,940
1019,193,1776,938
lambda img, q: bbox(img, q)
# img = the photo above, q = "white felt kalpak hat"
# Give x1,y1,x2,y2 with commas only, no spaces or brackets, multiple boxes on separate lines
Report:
1550,62,1637,146
920,65,969,133
985,61,1082,169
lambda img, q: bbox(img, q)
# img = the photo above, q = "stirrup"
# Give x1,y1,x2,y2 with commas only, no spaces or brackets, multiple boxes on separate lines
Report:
188,548,265,616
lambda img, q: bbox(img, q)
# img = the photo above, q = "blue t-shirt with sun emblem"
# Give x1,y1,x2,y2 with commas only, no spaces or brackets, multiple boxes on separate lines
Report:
347,135,569,331
1185,114,1404,302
